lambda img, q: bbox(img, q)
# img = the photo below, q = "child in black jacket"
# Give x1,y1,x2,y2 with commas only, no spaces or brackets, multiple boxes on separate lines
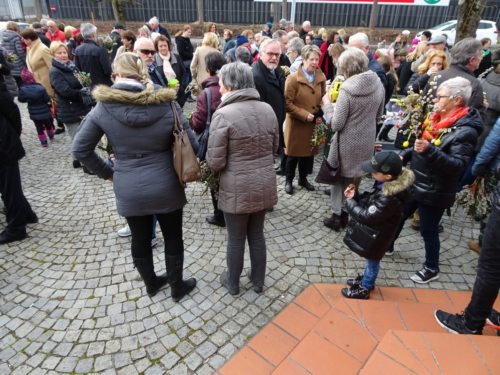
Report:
342,152,415,299
18,68,54,147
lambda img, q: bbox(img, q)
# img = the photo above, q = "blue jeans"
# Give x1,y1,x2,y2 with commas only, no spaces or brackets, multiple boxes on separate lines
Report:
391,200,445,272
362,259,380,290
152,215,157,239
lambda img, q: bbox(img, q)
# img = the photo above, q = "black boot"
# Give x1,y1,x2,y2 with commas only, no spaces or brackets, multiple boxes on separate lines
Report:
340,210,349,228
323,213,342,231
207,190,226,227
166,254,196,302
133,257,168,297
298,178,315,191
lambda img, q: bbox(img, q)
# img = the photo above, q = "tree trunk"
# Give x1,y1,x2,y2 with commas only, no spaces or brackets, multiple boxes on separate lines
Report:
196,0,204,23
111,0,120,22
282,0,287,20
369,0,379,29
34,0,42,19
456,0,487,44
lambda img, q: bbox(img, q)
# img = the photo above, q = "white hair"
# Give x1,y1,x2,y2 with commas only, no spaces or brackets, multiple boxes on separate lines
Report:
260,38,281,54
337,48,369,78
134,37,153,51
438,77,472,105
302,20,311,28
148,16,159,25
349,32,369,48
80,23,97,39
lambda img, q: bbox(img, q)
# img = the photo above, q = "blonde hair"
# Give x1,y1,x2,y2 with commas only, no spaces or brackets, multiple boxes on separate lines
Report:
407,42,427,62
64,25,76,40
202,32,219,48
6,21,19,32
113,52,150,85
417,50,448,74
317,27,326,40
50,41,68,56
138,26,151,38
241,29,254,39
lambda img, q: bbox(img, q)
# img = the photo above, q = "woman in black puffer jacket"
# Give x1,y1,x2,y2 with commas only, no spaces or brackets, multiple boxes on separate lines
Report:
49,42,91,169
390,77,483,284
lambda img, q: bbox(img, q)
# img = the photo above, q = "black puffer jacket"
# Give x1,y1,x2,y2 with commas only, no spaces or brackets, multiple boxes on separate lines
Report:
403,108,483,208
18,83,52,121
49,59,90,124
344,168,415,261
0,110,24,165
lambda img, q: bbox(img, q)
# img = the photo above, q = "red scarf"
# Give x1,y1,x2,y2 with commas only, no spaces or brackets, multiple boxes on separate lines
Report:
423,107,469,142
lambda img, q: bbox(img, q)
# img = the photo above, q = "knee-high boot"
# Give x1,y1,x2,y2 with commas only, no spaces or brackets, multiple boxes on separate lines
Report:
133,257,168,297
166,254,196,302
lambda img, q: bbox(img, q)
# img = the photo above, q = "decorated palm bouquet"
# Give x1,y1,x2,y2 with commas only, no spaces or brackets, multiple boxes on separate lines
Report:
395,79,439,148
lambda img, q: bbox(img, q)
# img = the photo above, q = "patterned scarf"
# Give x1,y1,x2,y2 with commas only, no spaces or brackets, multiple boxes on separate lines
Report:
422,106,469,143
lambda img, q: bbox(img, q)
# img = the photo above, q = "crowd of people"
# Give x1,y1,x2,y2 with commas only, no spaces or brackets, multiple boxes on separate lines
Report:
0,16,499,335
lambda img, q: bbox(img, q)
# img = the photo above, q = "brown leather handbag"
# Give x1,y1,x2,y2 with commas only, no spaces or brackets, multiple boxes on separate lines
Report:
171,102,201,185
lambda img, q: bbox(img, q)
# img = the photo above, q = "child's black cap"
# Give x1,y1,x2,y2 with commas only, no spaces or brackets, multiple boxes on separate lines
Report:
361,151,402,176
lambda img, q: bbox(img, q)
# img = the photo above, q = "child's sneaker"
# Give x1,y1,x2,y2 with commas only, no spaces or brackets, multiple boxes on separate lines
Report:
341,285,370,300
346,274,363,287
434,310,481,335
41,141,48,148
410,267,439,284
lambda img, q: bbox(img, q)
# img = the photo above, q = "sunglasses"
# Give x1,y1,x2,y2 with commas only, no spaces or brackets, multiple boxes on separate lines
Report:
139,49,156,56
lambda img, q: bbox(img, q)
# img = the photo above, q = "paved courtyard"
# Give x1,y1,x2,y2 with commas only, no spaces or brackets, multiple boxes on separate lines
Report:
0,100,481,374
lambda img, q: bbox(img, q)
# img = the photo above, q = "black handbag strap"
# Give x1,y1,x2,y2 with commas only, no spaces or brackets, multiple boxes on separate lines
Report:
205,88,212,130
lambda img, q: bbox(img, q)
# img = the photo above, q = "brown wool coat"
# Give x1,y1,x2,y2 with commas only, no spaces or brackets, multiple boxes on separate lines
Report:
26,39,54,97
190,45,218,88
284,66,326,157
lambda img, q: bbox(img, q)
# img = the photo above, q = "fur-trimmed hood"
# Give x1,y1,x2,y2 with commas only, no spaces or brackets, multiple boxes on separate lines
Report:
92,83,176,105
382,168,415,196
91,83,177,128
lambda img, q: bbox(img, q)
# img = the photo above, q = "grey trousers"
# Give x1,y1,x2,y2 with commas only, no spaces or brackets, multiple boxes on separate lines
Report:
330,177,358,215
223,210,267,289
65,121,81,159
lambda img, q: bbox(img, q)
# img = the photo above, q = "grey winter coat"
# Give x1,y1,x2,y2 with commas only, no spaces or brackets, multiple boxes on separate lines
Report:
206,88,279,214
72,82,197,217
327,70,385,178
1,29,26,77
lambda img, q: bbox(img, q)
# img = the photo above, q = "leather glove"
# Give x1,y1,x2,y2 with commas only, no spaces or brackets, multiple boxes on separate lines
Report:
80,87,94,108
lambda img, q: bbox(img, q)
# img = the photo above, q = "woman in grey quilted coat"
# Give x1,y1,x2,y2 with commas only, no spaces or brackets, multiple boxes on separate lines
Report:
321,48,385,231
1,22,27,87
72,53,197,302
206,62,279,295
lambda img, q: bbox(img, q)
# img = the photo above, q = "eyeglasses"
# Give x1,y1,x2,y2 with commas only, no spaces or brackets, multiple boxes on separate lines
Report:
436,95,453,100
139,49,156,56
265,52,280,58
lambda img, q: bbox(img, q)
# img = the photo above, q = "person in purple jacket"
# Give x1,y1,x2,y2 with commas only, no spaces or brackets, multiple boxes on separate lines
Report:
190,51,227,227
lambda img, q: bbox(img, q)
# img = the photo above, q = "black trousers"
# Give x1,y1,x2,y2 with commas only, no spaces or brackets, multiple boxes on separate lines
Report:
0,161,34,235
126,209,184,259
465,205,500,330
285,156,314,182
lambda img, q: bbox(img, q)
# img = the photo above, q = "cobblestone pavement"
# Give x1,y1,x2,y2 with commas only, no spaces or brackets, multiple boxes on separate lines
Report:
0,99,480,374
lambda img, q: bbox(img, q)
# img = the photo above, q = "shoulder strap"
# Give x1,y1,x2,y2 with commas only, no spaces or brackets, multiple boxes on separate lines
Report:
205,88,212,127
170,101,182,132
